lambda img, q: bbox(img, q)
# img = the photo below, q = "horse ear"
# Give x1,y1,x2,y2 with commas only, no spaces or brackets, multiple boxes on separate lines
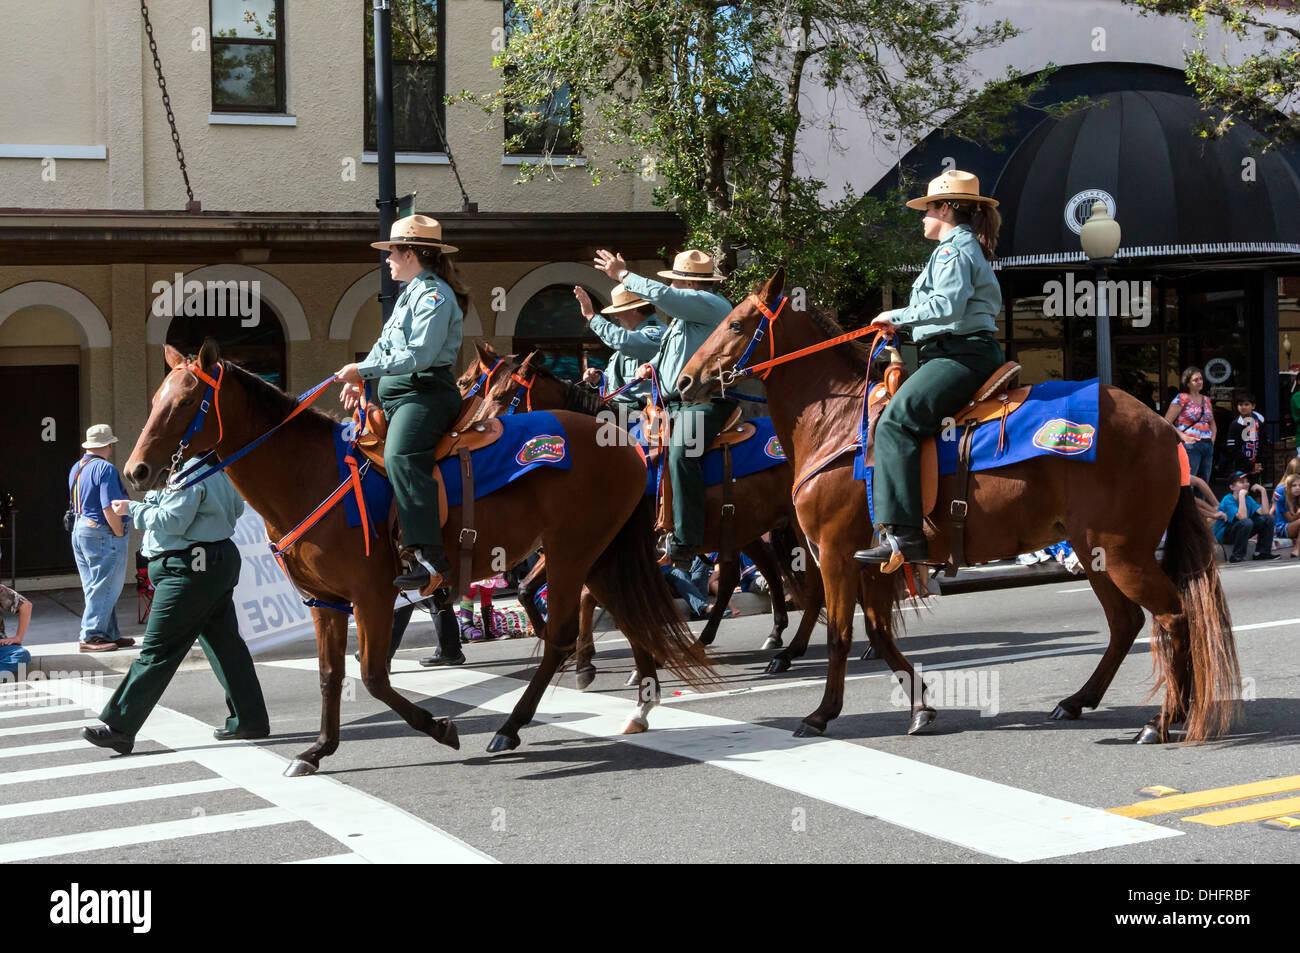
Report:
762,268,786,304
198,337,221,370
475,339,497,366
164,345,185,369
520,348,542,370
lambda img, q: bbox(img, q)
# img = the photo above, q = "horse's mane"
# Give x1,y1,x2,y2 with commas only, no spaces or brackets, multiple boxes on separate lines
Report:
798,302,873,375
521,358,604,416
219,360,336,431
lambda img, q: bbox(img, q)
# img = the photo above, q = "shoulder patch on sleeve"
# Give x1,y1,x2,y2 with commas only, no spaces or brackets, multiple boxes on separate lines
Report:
936,246,959,264
644,325,663,339
421,289,443,306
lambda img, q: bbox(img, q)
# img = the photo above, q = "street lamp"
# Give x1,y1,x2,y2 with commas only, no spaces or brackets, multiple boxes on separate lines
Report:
1079,200,1121,386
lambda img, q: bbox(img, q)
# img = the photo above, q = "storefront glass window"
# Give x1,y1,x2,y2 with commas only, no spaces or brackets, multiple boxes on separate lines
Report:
513,284,612,382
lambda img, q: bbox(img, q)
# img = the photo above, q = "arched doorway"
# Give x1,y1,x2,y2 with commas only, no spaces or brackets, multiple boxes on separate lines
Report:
165,303,287,388
512,283,611,381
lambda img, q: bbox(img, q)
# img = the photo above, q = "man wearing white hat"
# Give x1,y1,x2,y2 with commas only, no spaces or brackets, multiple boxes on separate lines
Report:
67,425,135,652
594,248,736,565
573,283,663,409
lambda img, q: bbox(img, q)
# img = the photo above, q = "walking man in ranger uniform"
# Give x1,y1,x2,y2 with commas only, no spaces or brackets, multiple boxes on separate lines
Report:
594,248,735,566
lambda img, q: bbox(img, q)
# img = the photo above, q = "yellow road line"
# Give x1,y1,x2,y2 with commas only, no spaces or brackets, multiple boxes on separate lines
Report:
1109,776,1300,818
1183,796,1300,827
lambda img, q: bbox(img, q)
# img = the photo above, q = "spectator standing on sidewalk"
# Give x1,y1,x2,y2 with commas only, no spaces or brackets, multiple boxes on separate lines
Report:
1222,391,1267,477
1164,367,1217,484
1213,470,1276,563
68,425,135,653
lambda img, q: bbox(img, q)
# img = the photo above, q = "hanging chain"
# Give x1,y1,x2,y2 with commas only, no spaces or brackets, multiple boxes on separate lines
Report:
141,1,199,211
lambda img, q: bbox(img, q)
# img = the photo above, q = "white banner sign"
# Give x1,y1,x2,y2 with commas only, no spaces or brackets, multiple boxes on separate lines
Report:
230,508,318,655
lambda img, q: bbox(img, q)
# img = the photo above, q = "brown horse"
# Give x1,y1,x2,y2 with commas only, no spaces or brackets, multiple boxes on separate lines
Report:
457,343,821,676
123,340,716,774
679,272,1240,745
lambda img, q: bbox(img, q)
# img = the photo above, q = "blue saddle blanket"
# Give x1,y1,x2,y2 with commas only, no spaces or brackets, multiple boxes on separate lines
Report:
635,416,787,497
333,411,572,528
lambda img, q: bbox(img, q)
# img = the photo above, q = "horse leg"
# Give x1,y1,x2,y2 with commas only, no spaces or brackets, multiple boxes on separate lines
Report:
621,645,662,734
698,558,739,647
1102,551,1191,744
794,555,859,737
285,607,349,777
516,555,547,637
354,597,459,751
744,541,788,650
1050,545,1145,721
859,570,934,734
575,587,598,691
766,567,823,674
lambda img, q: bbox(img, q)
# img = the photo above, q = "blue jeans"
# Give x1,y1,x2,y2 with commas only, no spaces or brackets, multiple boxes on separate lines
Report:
72,522,128,643
1186,439,1213,483
0,643,30,676
662,558,712,617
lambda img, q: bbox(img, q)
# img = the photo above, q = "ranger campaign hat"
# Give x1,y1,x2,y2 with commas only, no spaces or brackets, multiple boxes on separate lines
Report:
906,170,999,210
370,215,459,253
656,249,726,282
599,283,653,315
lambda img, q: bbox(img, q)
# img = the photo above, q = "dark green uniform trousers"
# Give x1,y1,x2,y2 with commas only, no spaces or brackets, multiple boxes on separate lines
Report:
873,332,1005,530
379,367,462,560
667,397,738,548
101,540,267,737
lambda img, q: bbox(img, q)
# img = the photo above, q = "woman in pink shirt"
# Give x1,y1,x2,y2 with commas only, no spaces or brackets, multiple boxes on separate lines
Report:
1164,366,1217,483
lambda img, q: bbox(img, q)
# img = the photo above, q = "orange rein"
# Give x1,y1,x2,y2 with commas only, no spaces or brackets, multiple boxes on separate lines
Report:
732,295,893,381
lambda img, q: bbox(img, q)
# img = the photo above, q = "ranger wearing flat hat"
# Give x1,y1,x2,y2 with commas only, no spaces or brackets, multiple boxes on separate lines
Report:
334,215,468,593
855,171,1007,566
573,283,663,409
593,248,735,565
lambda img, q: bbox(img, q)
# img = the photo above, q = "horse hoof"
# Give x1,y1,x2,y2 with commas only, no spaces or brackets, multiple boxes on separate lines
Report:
1134,724,1166,745
486,732,520,754
860,646,877,661
765,656,792,675
793,722,824,738
283,759,317,778
762,635,783,650
434,718,460,751
908,708,936,735
625,671,640,688
576,667,596,691
620,716,649,735
1050,703,1080,721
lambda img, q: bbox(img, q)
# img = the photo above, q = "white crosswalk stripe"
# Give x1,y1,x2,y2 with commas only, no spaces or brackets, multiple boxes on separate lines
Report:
4,679,495,864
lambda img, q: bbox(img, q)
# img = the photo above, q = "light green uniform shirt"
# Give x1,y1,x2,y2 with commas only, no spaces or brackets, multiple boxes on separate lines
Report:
128,470,245,557
588,314,663,406
883,224,1001,343
357,270,463,379
621,272,733,392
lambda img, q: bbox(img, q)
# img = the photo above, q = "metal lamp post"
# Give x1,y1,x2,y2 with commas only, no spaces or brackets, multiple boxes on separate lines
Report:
373,0,397,320
1079,200,1121,386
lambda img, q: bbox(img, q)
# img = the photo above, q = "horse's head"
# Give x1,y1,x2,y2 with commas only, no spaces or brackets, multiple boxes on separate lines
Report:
677,269,785,403
124,338,225,491
477,349,544,419
457,340,503,397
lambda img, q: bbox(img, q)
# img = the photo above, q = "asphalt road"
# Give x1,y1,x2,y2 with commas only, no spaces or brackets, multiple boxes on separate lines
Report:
2,558,1297,864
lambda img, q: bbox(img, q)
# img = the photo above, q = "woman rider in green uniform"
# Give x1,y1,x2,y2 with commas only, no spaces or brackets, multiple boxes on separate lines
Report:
855,171,1006,565
335,215,469,593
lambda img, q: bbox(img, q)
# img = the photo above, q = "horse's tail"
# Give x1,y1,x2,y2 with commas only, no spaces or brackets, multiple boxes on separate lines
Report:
589,497,720,691
1156,485,1241,742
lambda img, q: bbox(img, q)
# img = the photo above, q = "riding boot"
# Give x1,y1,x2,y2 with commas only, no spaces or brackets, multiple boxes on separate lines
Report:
394,545,449,592
855,525,929,564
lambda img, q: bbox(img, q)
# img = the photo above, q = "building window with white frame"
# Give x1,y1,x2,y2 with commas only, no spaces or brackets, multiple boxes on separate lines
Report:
502,1,580,157
364,0,446,154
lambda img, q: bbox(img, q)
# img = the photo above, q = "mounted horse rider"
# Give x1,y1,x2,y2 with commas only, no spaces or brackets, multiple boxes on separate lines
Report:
855,170,1006,566
335,215,470,593
594,248,736,567
574,283,663,412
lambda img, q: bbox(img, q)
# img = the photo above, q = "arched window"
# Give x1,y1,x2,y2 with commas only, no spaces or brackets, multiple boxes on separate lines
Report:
512,284,611,382
166,302,287,388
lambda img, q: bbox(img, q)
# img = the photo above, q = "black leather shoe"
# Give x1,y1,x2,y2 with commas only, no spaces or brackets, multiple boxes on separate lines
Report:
213,726,270,741
82,725,134,755
1251,552,1279,561
394,548,450,591
419,650,466,667
855,526,929,564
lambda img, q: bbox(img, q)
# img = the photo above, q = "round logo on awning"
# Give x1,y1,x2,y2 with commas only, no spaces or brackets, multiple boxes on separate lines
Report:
1064,189,1117,235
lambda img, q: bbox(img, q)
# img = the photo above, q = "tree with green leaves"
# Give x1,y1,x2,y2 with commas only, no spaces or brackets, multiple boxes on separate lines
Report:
460,0,1058,315
1125,1,1300,150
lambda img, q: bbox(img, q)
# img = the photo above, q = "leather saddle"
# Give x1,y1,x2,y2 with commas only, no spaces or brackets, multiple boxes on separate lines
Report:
352,393,500,530
642,405,756,540
864,359,1025,572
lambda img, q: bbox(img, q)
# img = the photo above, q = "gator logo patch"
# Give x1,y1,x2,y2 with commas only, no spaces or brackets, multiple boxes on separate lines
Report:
764,436,785,460
1032,418,1095,455
516,434,566,466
